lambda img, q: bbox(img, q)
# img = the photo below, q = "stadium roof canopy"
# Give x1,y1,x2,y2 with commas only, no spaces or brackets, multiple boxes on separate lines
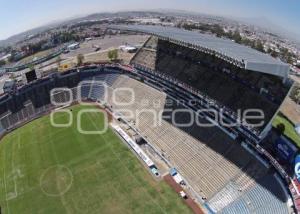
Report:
109,25,290,79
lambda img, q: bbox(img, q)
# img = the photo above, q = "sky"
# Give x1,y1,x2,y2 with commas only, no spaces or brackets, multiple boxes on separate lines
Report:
0,0,299,40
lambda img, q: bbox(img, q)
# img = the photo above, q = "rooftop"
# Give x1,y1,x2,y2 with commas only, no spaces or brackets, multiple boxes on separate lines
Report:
109,24,290,79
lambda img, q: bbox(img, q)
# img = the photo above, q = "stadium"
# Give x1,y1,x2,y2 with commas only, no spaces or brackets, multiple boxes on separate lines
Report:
0,24,298,213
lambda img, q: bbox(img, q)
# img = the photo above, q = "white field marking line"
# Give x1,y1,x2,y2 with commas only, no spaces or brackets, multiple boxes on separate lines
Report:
6,129,40,198
60,128,111,211
89,158,131,212
15,117,72,196
47,122,60,166
3,145,10,214
64,145,108,171
4,134,18,202
46,121,70,214
10,138,76,198
85,112,168,214
21,125,68,149
64,144,129,177
2,185,40,199
111,102,207,206
4,108,160,211
84,115,152,210
65,119,87,153
39,165,73,197
13,180,17,199
11,133,19,198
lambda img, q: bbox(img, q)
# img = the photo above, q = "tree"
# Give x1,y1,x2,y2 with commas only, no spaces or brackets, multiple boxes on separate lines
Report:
267,47,272,54
107,49,118,61
295,89,300,103
77,54,84,66
232,30,242,44
28,63,35,71
255,40,265,53
286,54,293,64
212,24,224,37
279,47,295,64
0,60,6,67
290,84,300,104
241,38,253,46
270,50,279,58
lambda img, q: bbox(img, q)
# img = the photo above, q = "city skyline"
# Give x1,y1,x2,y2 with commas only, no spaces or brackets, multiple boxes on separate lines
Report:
0,0,299,40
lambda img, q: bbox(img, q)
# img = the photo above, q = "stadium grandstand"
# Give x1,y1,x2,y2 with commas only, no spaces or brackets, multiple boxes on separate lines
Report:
0,25,297,213
109,25,293,141
0,64,295,213
109,24,296,213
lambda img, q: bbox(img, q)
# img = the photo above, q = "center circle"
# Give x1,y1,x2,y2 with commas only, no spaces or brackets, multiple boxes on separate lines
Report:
40,165,73,197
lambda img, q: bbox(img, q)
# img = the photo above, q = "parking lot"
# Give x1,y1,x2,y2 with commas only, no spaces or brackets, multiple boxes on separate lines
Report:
61,34,148,59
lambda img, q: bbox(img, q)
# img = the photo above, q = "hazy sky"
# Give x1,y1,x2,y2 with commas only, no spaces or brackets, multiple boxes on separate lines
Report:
0,0,299,40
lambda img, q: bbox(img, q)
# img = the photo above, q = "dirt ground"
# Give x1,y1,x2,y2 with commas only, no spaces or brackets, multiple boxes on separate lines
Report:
16,34,148,74
280,97,300,124
83,49,135,64
62,34,148,58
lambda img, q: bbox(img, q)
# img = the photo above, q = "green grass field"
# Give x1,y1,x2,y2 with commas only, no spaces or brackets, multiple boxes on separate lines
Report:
0,105,192,214
273,113,300,148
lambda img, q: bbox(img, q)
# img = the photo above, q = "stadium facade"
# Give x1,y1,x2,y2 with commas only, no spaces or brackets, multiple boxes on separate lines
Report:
110,25,290,80
0,25,297,213
0,65,294,213
0,47,65,73
109,24,293,141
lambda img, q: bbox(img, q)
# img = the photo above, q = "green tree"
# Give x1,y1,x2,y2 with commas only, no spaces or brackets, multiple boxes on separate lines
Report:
28,63,35,71
107,49,118,61
290,84,300,103
0,60,6,67
286,55,293,64
267,47,272,54
270,50,279,58
279,47,295,64
241,38,253,46
232,30,242,43
255,40,265,53
212,24,224,37
295,89,300,103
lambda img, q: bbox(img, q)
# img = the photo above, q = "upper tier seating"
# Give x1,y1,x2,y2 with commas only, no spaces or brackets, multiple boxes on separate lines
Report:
131,37,291,131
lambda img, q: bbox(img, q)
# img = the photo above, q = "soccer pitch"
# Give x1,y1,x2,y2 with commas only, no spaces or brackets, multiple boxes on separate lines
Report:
0,105,192,214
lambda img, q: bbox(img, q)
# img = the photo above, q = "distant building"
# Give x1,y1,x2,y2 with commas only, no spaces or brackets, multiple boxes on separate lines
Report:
67,43,80,50
0,54,11,62
3,79,16,94
119,45,137,53
13,51,26,61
